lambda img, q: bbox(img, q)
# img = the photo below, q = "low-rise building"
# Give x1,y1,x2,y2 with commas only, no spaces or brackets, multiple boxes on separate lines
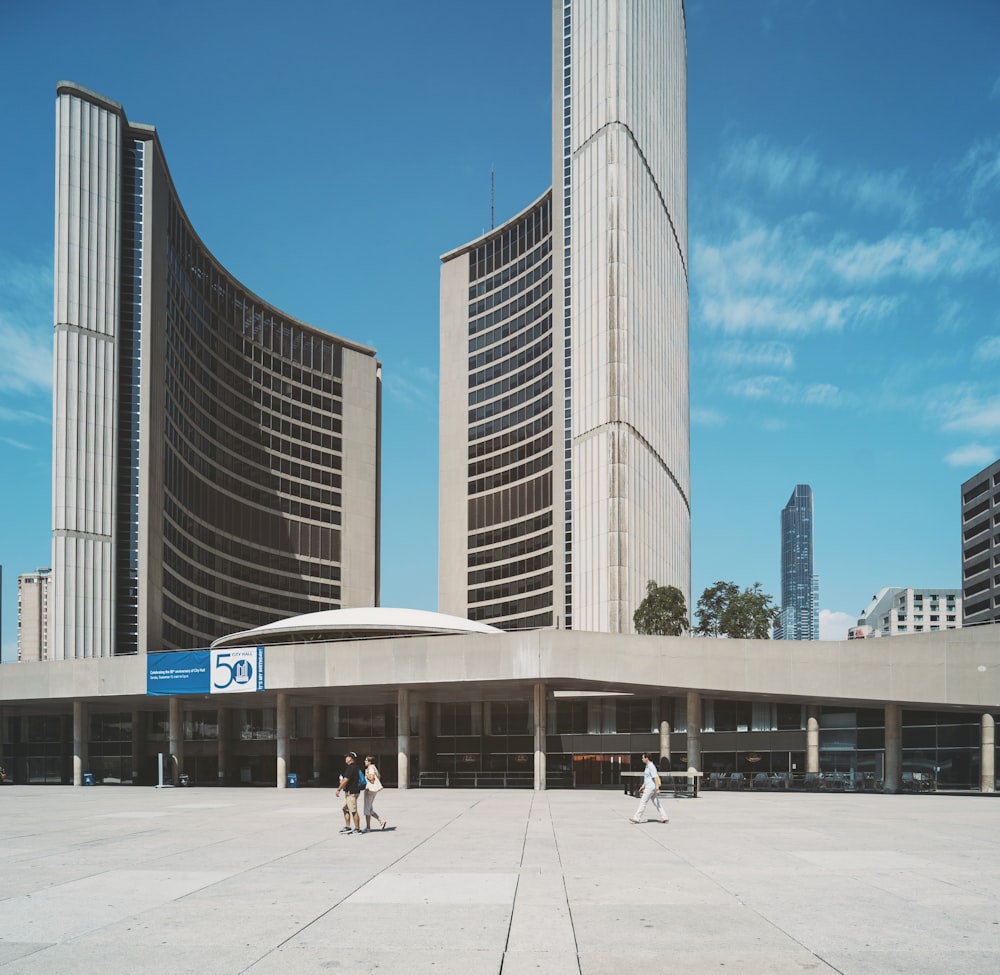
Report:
855,587,961,638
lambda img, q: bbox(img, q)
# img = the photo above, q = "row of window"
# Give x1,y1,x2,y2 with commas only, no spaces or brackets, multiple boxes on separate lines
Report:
8,703,989,746
469,431,553,480
468,472,552,531
468,295,552,354
469,353,552,408
468,199,551,283
468,254,552,318
469,530,552,568
470,391,552,443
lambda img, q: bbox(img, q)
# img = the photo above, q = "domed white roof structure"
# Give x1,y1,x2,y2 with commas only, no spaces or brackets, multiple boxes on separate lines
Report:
210,607,501,649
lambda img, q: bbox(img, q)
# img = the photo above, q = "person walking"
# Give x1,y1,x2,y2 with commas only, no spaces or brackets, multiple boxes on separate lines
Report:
335,751,365,834
362,755,388,832
629,753,669,824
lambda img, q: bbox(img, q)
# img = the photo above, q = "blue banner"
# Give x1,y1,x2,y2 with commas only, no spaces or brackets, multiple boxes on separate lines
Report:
147,647,265,696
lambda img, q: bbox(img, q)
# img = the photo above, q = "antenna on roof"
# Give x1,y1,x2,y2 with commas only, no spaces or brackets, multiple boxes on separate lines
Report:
491,165,495,230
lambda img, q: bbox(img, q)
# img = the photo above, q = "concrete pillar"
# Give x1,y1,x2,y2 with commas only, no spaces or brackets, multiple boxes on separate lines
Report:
131,710,143,785
312,704,326,784
981,713,996,794
217,707,231,785
533,682,547,791
276,693,289,789
883,703,902,794
169,696,183,786
398,687,410,790
73,700,88,786
806,707,819,774
658,697,671,768
685,691,702,772
418,700,431,780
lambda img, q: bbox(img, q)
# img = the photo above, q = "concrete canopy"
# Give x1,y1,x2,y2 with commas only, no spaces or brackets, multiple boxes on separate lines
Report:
210,607,502,650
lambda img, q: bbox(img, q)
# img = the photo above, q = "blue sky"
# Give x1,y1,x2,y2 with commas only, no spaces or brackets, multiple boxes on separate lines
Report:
1,1,999,660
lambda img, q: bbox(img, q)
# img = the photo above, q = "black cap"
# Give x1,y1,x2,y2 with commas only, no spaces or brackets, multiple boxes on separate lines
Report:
345,751,357,760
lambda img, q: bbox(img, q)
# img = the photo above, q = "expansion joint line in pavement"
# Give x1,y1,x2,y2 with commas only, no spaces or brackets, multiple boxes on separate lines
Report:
235,798,485,975
647,835,844,975
498,793,583,975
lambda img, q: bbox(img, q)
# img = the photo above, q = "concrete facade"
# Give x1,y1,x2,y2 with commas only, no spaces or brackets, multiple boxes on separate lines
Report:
52,82,381,659
2,626,998,792
439,0,690,634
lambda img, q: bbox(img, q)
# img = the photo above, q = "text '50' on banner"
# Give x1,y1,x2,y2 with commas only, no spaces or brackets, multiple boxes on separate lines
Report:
147,647,265,696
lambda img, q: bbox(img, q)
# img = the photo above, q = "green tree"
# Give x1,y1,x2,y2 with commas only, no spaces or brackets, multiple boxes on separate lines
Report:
633,580,689,636
695,581,779,639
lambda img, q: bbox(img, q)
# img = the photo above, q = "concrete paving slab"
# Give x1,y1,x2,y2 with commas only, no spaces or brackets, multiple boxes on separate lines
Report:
1,786,999,974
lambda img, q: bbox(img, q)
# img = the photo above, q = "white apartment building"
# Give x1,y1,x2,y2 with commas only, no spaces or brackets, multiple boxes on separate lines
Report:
852,587,962,638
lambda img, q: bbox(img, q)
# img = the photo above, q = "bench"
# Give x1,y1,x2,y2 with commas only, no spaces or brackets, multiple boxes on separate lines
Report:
622,770,702,798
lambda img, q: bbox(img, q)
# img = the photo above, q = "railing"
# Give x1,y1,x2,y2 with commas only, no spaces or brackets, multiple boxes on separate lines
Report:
418,770,575,789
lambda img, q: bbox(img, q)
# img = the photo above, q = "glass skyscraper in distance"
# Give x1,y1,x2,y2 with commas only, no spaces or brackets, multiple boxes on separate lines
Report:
777,484,819,641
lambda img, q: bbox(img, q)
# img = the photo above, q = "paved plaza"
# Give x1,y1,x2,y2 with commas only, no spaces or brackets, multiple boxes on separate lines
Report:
0,785,997,974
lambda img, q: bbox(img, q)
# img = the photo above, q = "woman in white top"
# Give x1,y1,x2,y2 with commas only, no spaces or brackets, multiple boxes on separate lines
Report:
362,755,388,832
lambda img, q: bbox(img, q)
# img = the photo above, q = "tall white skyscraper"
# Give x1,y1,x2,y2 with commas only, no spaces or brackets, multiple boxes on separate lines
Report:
439,0,690,633
52,82,381,659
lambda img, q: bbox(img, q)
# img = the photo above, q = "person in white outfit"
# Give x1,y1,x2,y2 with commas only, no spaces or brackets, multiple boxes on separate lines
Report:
629,753,669,824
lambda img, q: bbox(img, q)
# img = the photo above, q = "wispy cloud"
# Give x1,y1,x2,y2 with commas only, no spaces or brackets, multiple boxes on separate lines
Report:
0,256,53,397
691,406,725,427
957,136,1000,211
730,375,846,408
719,136,919,221
974,336,1000,361
383,362,437,408
721,137,820,196
0,315,51,395
935,388,1000,435
944,443,998,468
713,340,793,370
829,223,999,284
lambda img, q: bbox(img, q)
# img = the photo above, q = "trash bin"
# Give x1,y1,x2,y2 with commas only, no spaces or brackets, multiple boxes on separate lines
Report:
82,772,94,786
287,773,298,788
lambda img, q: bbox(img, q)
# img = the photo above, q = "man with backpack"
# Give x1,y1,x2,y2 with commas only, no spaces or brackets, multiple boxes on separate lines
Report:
335,751,366,834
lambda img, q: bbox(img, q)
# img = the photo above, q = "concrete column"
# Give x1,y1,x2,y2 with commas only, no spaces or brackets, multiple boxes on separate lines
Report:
806,707,819,774
658,697,671,768
981,713,996,793
397,687,410,790
533,682,547,791
276,693,289,789
418,700,431,780
217,707,231,785
685,691,702,773
169,697,183,786
883,703,902,794
131,710,143,785
73,700,88,786
312,704,326,784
